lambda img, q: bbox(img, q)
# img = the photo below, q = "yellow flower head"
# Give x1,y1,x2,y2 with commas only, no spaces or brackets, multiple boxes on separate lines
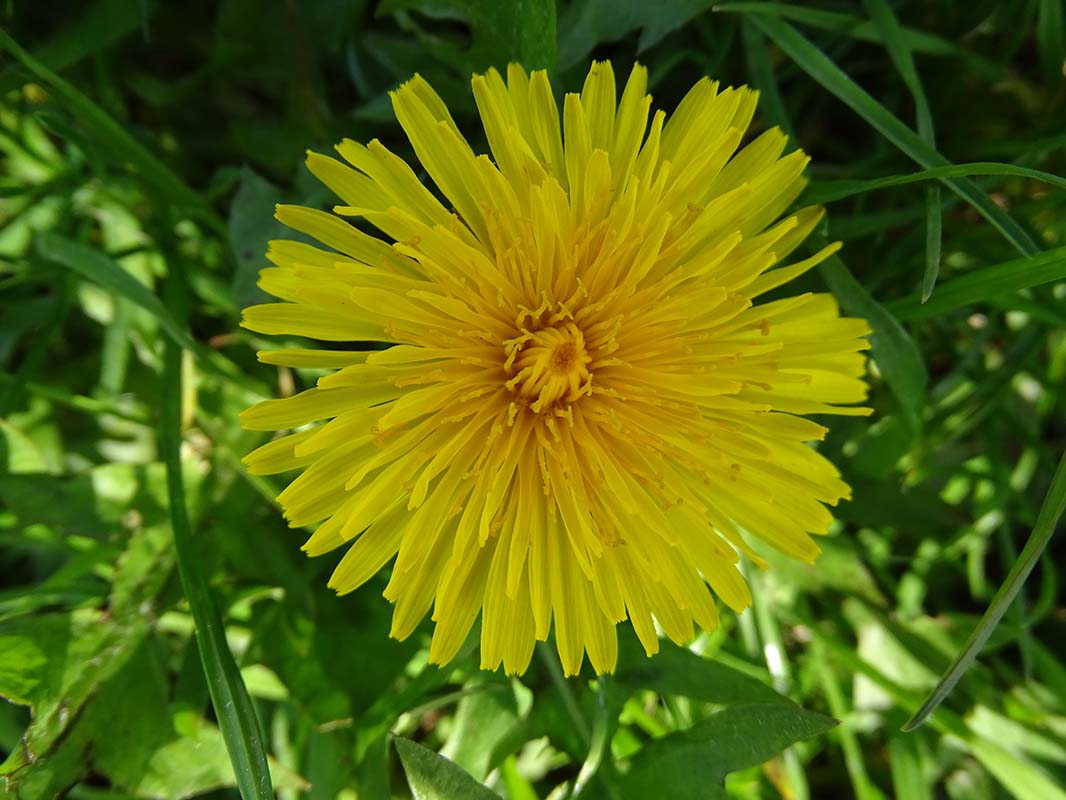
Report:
241,62,871,677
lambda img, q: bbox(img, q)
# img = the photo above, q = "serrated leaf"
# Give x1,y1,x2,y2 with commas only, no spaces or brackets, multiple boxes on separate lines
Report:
394,736,502,800
614,633,782,706
617,702,837,800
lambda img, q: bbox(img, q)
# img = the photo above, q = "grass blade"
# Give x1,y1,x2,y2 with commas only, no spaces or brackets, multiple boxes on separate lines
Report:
0,27,223,235
741,19,795,142
37,232,196,351
862,0,942,301
746,13,1040,258
1038,0,1066,83
921,186,943,301
160,255,274,799
0,0,152,95
713,2,1003,78
886,244,1066,321
903,449,1066,730
806,162,1066,205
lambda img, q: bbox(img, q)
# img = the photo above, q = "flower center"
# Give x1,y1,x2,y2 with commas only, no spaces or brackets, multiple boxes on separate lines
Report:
504,321,592,413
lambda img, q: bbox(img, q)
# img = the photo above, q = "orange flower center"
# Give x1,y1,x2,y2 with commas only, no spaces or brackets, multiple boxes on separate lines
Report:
504,321,592,413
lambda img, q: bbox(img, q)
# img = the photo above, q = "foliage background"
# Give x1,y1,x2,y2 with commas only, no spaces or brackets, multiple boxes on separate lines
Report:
2,1,1066,798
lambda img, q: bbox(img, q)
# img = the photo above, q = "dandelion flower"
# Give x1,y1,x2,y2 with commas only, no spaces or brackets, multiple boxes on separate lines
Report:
240,61,871,677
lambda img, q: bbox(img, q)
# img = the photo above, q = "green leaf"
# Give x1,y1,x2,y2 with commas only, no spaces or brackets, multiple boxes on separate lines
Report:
442,678,519,781
815,244,927,427
747,13,1040,259
617,702,837,800
888,734,933,800
714,2,1003,78
1038,0,1066,83
886,244,1066,322
36,232,195,351
805,162,1066,205
614,633,782,705
0,634,49,705
393,736,502,800
89,645,307,799
0,29,222,233
228,166,285,312
557,0,713,69
0,524,175,787
160,255,274,799
36,231,263,393
0,0,154,95
379,0,557,72
862,0,942,301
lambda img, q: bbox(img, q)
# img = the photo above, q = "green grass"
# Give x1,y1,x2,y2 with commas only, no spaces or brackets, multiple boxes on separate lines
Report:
1,1,1065,799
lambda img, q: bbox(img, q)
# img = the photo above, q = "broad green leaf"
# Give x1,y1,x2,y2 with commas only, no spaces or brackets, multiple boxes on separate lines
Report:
557,0,713,69
0,634,48,705
90,645,307,799
442,677,519,781
378,0,557,72
816,245,927,427
0,524,174,787
614,633,782,705
394,736,502,800
747,13,1039,258
228,166,285,311
617,702,836,800
886,244,1066,322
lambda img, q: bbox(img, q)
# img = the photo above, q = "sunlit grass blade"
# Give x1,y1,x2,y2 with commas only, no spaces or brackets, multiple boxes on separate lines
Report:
161,258,274,799
38,231,269,397
746,13,1040,258
37,232,196,351
0,28,223,235
806,162,1066,204
814,240,927,428
572,679,612,798
903,450,1066,731
886,244,1066,321
862,0,942,300
812,641,882,800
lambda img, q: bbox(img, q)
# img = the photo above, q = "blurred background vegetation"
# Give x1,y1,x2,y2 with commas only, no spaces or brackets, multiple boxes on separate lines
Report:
1,1,1066,798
